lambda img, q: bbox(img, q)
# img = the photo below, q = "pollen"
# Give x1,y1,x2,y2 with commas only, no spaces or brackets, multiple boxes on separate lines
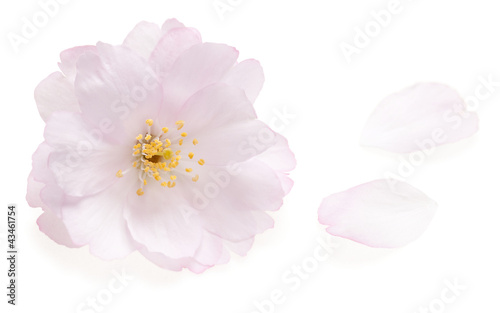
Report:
124,118,204,196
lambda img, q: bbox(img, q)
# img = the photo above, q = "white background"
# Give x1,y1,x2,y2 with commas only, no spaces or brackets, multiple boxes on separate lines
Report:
1,0,499,312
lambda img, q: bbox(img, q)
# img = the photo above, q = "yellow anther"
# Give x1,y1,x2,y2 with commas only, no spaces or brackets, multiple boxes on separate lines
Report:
136,188,144,196
193,139,198,145
181,132,187,137
188,152,194,159
170,175,177,180
143,179,147,185
165,139,171,147
162,127,169,133
144,167,150,173
175,155,181,161
132,161,137,168
198,159,205,166
133,150,140,155
163,149,173,160
136,134,143,140
192,175,199,182
167,181,176,188
161,182,168,187
116,170,123,178
179,139,183,146
145,134,152,141
175,150,181,155
185,168,193,173
176,120,184,130
146,119,154,126
155,176,161,181
133,144,141,149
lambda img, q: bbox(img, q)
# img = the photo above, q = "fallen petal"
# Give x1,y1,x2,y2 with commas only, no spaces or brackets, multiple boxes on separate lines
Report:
318,179,437,248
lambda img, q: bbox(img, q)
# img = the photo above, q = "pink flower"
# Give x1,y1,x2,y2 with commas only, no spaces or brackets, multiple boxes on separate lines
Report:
27,19,295,273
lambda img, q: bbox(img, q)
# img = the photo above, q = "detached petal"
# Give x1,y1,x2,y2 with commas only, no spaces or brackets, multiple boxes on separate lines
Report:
318,179,437,248
360,83,479,153
123,21,162,60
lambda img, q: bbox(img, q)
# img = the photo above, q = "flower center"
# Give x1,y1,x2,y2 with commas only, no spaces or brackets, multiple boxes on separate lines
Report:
116,119,203,196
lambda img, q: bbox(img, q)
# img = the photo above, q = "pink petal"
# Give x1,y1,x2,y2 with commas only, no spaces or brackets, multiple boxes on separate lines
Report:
161,43,239,114
37,210,81,248
149,27,202,78
123,21,162,60
124,183,203,259
360,83,479,153
26,174,45,208
34,72,80,122
74,42,163,141
222,59,265,104
225,238,254,256
139,248,210,273
44,112,132,197
161,18,185,33
318,179,437,248
58,45,97,82
172,83,256,133
61,176,138,259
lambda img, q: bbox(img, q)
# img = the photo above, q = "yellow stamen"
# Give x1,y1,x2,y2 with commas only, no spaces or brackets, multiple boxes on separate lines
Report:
143,179,147,185
179,139,183,146
116,170,123,178
181,132,187,137
188,152,194,159
193,139,198,145
198,159,205,166
132,161,137,168
176,120,184,130
175,150,181,155
146,119,154,126
145,134,152,141
185,168,193,172
165,139,171,147
192,175,199,182
161,182,168,187
136,188,144,196
162,127,169,133
170,175,177,180
136,134,143,140
133,150,140,155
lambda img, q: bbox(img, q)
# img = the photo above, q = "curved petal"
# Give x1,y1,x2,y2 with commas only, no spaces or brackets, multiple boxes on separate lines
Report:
318,179,438,248
37,210,81,248
139,248,210,273
60,176,138,259
161,18,185,33
122,21,162,60
124,183,203,259
74,42,163,142
222,59,265,104
149,27,202,80
26,174,45,208
34,72,80,122
161,43,239,114
44,112,133,197
58,45,97,82
360,82,479,153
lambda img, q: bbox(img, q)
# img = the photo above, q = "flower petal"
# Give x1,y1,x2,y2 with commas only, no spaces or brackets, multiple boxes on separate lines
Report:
37,210,81,248
61,176,138,259
58,45,97,82
161,42,239,113
34,72,80,122
161,18,185,33
318,179,437,248
124,183,203,259
149,27,202,79
44,112,132,197
360,83,479,153
123,21,162,60
222,59,265,104
74,42,163,141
